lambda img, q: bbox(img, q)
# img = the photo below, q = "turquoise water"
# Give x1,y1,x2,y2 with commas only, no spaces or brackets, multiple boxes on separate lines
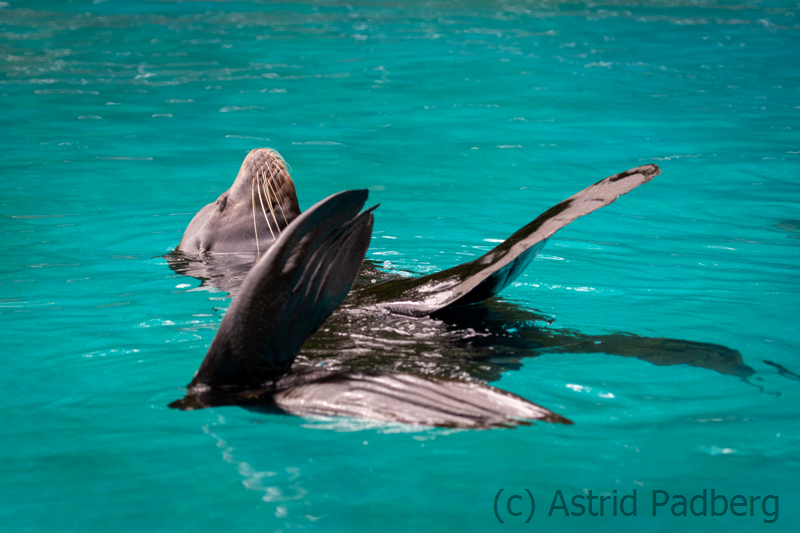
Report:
1,0,798,530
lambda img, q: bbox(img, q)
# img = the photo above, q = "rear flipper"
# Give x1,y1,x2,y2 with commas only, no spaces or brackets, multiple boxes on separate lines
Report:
171,369,572,429
356,165,660,317
188,190,376,390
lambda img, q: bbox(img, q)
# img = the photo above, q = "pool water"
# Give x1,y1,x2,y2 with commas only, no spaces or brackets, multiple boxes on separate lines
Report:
1,0,798,531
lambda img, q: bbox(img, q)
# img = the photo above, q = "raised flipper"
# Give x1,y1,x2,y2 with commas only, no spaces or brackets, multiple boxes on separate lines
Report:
356,165,660,317
171,368,571,429
188,190,376,390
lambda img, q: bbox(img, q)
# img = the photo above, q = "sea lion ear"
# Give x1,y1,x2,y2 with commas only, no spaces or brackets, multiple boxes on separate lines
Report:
356,164,660,317
188,190,377,390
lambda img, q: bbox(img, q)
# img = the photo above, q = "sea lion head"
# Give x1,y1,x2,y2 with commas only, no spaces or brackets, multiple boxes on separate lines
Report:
177,148,302,255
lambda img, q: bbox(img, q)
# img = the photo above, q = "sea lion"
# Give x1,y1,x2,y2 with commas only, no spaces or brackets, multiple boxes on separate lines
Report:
168,148,684,428
172,184,572,428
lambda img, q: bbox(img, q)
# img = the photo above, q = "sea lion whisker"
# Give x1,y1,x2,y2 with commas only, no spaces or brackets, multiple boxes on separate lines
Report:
258,148,292,217
263,158,290,228
251,173,260,258
258,161,282,235
264,147,291,176
255,168,276,240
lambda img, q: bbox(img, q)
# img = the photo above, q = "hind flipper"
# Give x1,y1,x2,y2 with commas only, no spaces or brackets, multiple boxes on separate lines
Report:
357,165,660,317
188,190,376,389
272,370,572,429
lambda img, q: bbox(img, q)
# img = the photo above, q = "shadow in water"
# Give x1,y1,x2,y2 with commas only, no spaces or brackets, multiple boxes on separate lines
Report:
763,360,800,381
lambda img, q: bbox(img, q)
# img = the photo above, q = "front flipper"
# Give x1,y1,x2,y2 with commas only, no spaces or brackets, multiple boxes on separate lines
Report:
272,370,571,428
188,190,376,389
357,165,660,317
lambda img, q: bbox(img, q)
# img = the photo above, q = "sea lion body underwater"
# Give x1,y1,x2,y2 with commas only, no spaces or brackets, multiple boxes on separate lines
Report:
170,148,668,427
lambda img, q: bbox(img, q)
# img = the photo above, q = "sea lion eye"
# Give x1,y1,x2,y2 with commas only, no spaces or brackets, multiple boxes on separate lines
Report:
217,195,228,212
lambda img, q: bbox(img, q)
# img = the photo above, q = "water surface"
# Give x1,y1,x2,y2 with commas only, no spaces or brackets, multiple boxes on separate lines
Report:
1,0,798,531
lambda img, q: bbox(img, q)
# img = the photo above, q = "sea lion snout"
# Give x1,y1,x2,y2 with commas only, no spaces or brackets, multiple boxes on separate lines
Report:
177,148,302,255
229,148,297,205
